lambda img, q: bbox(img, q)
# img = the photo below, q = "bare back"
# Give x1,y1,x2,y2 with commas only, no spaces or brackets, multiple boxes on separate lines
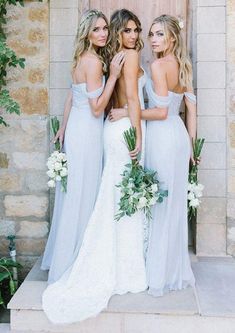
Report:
155,55,185,94
112,49,143,108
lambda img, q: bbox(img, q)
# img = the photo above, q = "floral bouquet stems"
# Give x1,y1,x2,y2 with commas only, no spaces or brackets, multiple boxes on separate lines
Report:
51,116,60,151
46,117,68,192
115,127,168,221
188,137,205,220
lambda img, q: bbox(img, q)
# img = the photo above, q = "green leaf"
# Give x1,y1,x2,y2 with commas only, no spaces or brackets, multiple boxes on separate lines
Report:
0,271,10,282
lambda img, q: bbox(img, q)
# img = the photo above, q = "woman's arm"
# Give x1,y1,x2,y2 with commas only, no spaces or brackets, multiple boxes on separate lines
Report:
123,49,142,154
54,90,72,147
142,61,169,120
185,94,196,142
109,61,169,122
86,52,125,117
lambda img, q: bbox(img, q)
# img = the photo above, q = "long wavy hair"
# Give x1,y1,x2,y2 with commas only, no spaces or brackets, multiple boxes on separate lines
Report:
149,15,193,89
109,9,144,60
72,9,110,73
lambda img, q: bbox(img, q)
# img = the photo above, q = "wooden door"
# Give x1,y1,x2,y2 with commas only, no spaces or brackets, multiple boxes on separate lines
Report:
82,0,188,71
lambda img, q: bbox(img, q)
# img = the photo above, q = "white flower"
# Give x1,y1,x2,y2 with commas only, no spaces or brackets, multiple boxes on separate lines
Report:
46,160,55,170
178,20,184,29
188,192,195,201
196,183,204,192
151,184,159,192
137,197,148,209
47,179,56,188
56,175,61,181
57,153,65,162
188,182,196,191
54,162,62,171
47,170,56,178
189,198,200,208
194,190,203,198
52,150,59,157
149,197,157,206
60,168,68,177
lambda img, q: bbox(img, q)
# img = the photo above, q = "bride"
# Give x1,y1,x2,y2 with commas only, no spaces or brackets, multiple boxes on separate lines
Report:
42,9,147,324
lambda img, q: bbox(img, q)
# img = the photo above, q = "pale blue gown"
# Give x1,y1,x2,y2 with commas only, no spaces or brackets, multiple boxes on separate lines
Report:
145,78,196,296
41,77,105,284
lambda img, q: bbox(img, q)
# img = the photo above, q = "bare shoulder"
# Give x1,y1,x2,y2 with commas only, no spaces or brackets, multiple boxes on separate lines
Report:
82,52,102,69
124,49,139,62
151,59,167,75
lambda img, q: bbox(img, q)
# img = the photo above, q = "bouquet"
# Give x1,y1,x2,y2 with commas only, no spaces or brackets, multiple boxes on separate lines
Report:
188,138,205,220
115,127,168,221
46,117,68,192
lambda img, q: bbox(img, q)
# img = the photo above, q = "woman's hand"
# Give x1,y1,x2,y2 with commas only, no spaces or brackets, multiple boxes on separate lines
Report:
109,51,125,79
129,137,142,160
108,108,128,122
54,126,65,148
190,154,201,166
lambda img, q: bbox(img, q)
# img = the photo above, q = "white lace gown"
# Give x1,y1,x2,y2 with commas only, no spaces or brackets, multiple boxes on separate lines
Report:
41,79,105,284
145,78,196,297
42,74,147,324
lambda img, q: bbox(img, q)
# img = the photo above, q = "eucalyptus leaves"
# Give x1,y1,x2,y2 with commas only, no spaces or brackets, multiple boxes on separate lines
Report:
115,127,168,221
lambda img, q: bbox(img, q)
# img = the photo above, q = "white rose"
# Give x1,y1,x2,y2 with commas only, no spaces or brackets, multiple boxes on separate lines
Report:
149,197,157,206
137,197,148,209
188,182,195,191
60,168,68,177
188,192,195,201
194,190,202,198
189,198,200,208
196,183,204,192
56,175,61,181
54,162,62,171
46,160,55,170
52,150,59,157
47,179,56,188
57,153,65,162
47,170,56,178
151,184,159,192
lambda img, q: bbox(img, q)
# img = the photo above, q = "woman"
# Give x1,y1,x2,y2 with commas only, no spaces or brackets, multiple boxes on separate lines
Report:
41,9,124,284
42,9,147,324
110,14,196,296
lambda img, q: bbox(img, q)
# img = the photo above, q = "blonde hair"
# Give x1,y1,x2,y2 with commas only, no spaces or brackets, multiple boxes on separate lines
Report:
109,9,143,60
149,15,193,89
72,10,110,73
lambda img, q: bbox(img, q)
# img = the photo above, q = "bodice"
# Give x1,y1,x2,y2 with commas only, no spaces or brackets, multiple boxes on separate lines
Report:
146,78,196,116
71,76,105,109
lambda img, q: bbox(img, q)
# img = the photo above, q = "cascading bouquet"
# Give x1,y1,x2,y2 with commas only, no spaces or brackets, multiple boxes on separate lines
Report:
46,117,68,192
115,127,168,221
188,138,205,220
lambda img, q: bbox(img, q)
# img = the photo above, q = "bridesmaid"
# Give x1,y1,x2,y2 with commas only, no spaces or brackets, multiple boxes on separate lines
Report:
41,9,124,284
110,14,197,296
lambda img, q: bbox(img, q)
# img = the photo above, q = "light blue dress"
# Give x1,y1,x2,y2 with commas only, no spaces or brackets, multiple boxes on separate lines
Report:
41,77,105,284
145,78,196,296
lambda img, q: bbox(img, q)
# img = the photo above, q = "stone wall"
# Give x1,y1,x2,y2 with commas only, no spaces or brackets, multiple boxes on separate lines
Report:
227,0,235,256
0,0,49,276
196,0,227,256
